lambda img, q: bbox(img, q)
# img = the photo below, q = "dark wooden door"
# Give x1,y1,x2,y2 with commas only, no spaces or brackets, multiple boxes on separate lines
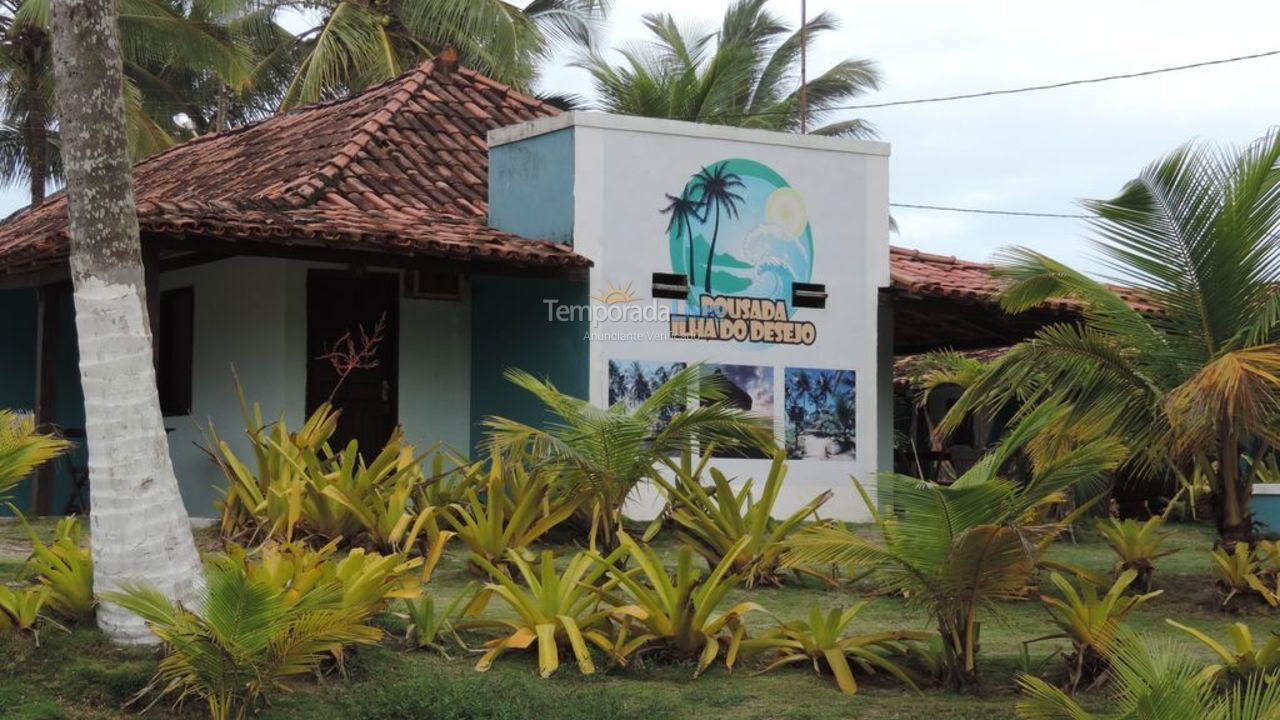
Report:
306,270,399,455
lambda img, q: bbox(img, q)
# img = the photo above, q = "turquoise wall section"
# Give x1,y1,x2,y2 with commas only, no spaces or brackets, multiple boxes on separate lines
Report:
488,128,575,246
0,288,83,515
468,276,588,453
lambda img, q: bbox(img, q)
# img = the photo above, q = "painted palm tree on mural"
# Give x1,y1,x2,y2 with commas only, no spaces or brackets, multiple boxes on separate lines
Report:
692,162,745,292
661,189,705,283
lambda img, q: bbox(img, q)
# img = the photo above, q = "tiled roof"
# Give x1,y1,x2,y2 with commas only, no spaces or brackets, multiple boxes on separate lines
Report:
888,246,1159,312
0,60,587,273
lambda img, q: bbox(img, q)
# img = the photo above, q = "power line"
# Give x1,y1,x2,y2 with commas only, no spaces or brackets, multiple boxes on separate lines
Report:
693,48,1280,121
891,202,1089,219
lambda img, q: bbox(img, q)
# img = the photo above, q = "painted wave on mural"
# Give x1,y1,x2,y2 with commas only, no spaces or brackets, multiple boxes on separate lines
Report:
663,158,814,315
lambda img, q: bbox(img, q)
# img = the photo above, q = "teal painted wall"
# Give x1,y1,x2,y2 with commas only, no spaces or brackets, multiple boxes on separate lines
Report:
468,275,588,453
1257,491,1280,538
488,128,575,245
0,287,83,515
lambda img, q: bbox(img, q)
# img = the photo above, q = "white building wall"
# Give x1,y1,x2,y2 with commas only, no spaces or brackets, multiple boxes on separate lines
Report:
159,258,470,516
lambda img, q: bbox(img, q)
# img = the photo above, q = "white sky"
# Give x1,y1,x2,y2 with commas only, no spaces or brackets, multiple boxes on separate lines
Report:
10,0,1279,278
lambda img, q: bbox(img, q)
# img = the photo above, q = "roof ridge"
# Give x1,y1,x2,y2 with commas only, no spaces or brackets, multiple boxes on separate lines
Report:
275,61,435,209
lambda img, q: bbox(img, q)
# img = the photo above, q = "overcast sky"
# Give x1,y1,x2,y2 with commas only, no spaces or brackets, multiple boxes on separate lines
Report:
7,1,1277,278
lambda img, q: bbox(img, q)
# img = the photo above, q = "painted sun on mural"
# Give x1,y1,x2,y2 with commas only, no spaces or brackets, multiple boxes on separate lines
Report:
662,159,816,345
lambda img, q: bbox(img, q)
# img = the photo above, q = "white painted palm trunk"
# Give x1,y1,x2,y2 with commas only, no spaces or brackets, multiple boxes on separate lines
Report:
74,277,205,644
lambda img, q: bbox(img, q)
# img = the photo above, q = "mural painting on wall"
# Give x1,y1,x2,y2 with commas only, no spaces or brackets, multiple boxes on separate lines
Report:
607,360,687,429
662,159,816,346
784,367,855,461
701,364,775,459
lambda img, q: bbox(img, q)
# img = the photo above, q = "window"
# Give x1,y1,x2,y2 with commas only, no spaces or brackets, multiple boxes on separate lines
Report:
158,287,194,416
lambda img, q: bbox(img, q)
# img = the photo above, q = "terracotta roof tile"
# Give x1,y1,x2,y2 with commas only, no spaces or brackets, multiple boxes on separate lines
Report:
0,61,586,273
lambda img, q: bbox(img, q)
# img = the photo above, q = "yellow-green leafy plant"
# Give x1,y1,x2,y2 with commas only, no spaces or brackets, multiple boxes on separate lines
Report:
1016,632,1280,720
464,548,626,677
403,583,477,656
0,584,53,642
16,513,94,620
652,451,833,587
597,532,763,676
1166,620,1280,684
436,456,585,571
1031,569,1161,691
0,410,70,498
104,562,382,720
740,603,930,695
1208,543,1279,609
1094,508,1179,591
783,402,1123,689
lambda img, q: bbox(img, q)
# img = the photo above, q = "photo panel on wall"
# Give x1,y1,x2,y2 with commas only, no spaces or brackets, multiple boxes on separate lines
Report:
784,367,856,461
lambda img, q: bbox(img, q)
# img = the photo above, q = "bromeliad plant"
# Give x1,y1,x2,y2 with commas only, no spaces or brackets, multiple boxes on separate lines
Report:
464,548,626,678
1208,542,1279,609
484,365,774,552
1166,620,1280,684
435,456,586,572
783,402,1124,688
1030,569,1161,692
596,532,764,676
652,451,833,587
1094,509,1179,592
740,603,930,695
0,584,53,642
16,513,94,620
402,584,476,656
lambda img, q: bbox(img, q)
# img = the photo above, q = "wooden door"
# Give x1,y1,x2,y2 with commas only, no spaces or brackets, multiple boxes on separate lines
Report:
306,270,399,455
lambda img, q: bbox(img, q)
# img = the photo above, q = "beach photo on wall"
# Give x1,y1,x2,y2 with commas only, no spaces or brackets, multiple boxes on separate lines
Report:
784,367,855,460
607,359,687,428
701,363,775,458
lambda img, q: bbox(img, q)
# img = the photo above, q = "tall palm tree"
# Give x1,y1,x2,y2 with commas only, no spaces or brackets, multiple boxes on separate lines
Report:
576,0,881,137
661,188,703,282
691,162,744,291
0,0,252,205
483,364,774,552
270,0,609,109
0,409,67,498
784,402,1123,688
937,129,1280,545
49,0,205,644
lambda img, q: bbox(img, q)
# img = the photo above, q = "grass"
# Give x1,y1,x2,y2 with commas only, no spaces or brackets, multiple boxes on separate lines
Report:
0,517,1269,720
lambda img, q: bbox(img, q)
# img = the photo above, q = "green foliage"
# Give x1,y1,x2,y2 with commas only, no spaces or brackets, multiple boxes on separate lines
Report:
0,584,51,641
464,548,624,678
938,129,1280,544
597,532,763,677
103,561,383,720
740,602,929,695
16,514,93,620
1207,543,1279,609
574,0,880,137
401,585,474,656
0,410,68,498
1032,569,1161,691
1166,620,1280,684
435,456,585,570
783,402,1123,688
1094,513,1178,591
484,364,773,552
653,451,831,587
1015,632,1280,720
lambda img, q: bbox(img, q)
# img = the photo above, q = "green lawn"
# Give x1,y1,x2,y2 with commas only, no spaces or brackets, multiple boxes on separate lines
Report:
0,518,1270,720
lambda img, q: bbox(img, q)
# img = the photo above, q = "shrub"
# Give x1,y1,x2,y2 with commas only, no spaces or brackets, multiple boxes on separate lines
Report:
652,451,832,587
740,602,928,694
104,560,384,720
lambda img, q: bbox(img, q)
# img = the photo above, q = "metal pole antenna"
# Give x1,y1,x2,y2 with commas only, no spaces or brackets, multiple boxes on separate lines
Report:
799,0,808,134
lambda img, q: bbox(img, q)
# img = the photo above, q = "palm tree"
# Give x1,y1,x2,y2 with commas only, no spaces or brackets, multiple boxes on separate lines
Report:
783,402,1123,688
483,364,774,552
0,409,67,498
937,129,1280,545
270,0,608,109
1015,632,1280,719
49,0,205,644
692,162,744,291
576,0,881,137
0,0,252,204
661,188,704,283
